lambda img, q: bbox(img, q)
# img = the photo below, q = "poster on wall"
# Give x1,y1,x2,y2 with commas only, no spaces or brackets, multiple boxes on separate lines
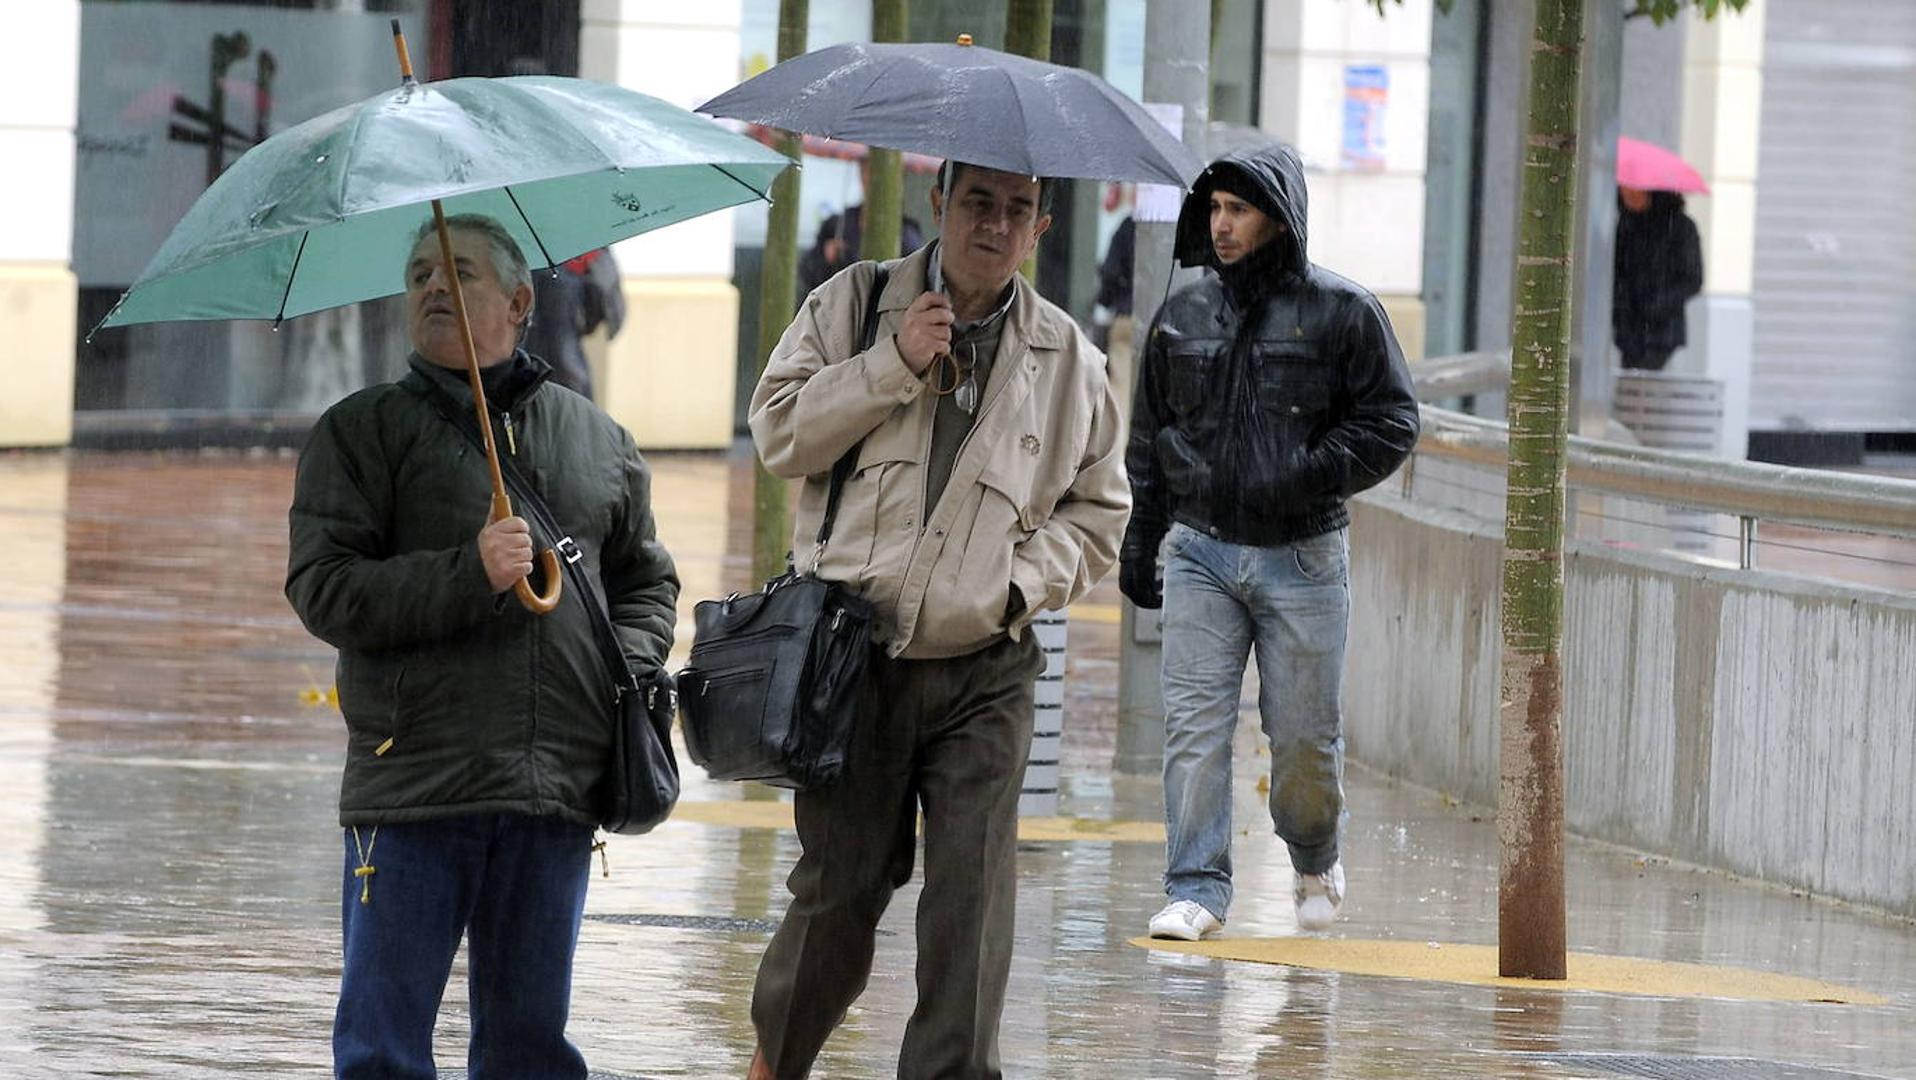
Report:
1134,102,1186,224
73,5,427,288
1341,64,1389,173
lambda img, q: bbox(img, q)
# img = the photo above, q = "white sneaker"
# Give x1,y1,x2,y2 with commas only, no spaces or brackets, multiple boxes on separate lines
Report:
1148,899,1223,940
1293,862,1345,931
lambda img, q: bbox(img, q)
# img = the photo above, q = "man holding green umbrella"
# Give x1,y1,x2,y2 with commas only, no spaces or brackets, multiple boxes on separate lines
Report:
92,34,791,1073
286,212,679,1078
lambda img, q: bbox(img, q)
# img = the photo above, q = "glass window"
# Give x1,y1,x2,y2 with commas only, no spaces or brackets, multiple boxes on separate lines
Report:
1209,0,1260,129
71,0,575,440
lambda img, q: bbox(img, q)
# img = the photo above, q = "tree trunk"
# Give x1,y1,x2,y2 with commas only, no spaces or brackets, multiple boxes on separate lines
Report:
751,0,811,583
860,0,908,263
1005,0,1052,61
1003,0,1052,280
1498,0,1581,981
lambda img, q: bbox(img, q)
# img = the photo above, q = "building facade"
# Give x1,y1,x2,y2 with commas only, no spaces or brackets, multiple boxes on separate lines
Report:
6,1,1904,463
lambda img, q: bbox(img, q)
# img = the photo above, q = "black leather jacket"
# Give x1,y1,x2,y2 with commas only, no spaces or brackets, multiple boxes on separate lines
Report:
1122,144,1420,566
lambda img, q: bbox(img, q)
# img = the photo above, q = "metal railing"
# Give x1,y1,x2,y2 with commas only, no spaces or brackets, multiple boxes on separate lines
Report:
1404,352,1916,568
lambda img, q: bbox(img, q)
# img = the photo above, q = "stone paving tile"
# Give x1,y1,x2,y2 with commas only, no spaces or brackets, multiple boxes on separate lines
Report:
0,451,1911,1079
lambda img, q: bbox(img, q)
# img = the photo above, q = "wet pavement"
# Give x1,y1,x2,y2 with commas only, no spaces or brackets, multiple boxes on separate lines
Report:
1,449,1913,1079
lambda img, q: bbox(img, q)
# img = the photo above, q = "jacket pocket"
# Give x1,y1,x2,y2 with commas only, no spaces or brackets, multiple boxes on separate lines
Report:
338,656,407,757
1291,529,1348,585
852,437,924,592
978,451,1041,534
809,435,910,584
964,460,1038,621
1165,346,1216,417
1253,343,1335,441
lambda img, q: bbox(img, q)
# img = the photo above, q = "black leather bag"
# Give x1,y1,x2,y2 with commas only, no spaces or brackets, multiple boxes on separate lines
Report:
678,571,873,789
410,376,679,835
678,267,890,790
600,665,679,835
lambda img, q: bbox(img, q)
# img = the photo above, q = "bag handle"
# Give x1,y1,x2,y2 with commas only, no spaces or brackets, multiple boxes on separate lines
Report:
812,263,892,561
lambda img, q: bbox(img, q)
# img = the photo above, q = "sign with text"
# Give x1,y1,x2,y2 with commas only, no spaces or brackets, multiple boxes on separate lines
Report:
1134,102,1187,223
1341,64,1389,173
74,6,426,287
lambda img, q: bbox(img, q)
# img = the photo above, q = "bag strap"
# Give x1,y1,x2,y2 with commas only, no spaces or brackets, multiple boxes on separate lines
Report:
404,373,639,695
813,263,891,560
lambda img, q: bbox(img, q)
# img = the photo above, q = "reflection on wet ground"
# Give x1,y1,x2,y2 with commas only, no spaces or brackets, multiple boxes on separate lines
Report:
0,450,1912,1079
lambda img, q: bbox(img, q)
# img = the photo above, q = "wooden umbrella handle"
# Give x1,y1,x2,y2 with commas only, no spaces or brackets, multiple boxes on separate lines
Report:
490,492,563,615
432,202,563,616
517,552,565,613
399,31,559,616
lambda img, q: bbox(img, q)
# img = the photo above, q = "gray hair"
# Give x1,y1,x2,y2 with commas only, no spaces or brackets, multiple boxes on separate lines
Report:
408,213,533,295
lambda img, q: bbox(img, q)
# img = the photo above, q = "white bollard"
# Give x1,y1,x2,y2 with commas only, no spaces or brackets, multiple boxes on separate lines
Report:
1020,610,1068,817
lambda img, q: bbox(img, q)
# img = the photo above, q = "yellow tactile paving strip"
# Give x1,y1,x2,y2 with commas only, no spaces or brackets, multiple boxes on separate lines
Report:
1128,936,1888,1005
669,799,1165,843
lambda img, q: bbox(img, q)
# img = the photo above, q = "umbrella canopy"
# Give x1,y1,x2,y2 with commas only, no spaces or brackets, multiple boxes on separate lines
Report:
1617,135,1710,195
763,128,945,174
97,75,791,331
698,41,1201,188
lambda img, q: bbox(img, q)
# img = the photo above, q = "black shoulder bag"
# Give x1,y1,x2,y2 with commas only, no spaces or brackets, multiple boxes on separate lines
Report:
677,266,890,790
407,374,679,835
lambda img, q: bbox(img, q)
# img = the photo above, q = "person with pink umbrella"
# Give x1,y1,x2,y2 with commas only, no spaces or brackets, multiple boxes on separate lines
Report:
1614,136,1707,371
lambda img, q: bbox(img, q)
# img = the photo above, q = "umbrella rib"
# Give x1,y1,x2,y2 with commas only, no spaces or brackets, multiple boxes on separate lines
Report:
845,51,893,141
709,163,773,203
999,65,1036,177
272,231,310,329
502,186,559,270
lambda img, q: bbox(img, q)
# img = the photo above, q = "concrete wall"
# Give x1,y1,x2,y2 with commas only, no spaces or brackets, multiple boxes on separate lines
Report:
1260,0,1430,357
580,1,745,449
1345,487,1916,917
0,0,79,448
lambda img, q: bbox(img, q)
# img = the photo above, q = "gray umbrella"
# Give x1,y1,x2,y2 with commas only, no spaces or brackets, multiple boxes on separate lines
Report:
698,40,1201,187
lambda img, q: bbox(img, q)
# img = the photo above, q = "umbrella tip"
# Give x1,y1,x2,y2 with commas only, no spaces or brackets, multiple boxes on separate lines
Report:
956,33,973,46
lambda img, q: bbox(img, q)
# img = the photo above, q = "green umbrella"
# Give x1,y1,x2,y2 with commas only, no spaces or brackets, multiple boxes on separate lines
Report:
96,73,788,331
96,24,791,614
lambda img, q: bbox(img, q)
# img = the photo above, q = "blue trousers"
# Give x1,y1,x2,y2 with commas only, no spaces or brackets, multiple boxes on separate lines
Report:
1159,523,1350,920
333,813,594,1080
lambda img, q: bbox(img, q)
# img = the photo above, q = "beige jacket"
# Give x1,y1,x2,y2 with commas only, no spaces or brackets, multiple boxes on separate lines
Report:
750,244,1130,660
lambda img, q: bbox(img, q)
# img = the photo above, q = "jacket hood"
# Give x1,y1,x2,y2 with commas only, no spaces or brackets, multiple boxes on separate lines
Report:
1173,143,1310,274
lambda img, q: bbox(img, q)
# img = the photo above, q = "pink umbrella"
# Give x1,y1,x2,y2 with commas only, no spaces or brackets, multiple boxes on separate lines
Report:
1617,136,1709,195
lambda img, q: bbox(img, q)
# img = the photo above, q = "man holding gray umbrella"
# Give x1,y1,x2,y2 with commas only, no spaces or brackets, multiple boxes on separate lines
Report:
745,161,1129,1079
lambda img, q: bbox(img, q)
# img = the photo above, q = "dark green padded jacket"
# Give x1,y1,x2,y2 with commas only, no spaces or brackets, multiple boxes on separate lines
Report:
287,352,678,827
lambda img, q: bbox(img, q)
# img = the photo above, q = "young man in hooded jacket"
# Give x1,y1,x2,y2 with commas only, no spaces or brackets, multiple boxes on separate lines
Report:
1120,144,1420,941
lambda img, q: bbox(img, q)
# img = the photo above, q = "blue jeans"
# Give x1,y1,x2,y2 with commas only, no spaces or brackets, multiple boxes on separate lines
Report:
333,813,594,1080
1159,523,1349,920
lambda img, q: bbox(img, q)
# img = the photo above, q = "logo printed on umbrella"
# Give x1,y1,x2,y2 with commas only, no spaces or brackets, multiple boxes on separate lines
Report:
613,191,644,213
612,202,678,231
